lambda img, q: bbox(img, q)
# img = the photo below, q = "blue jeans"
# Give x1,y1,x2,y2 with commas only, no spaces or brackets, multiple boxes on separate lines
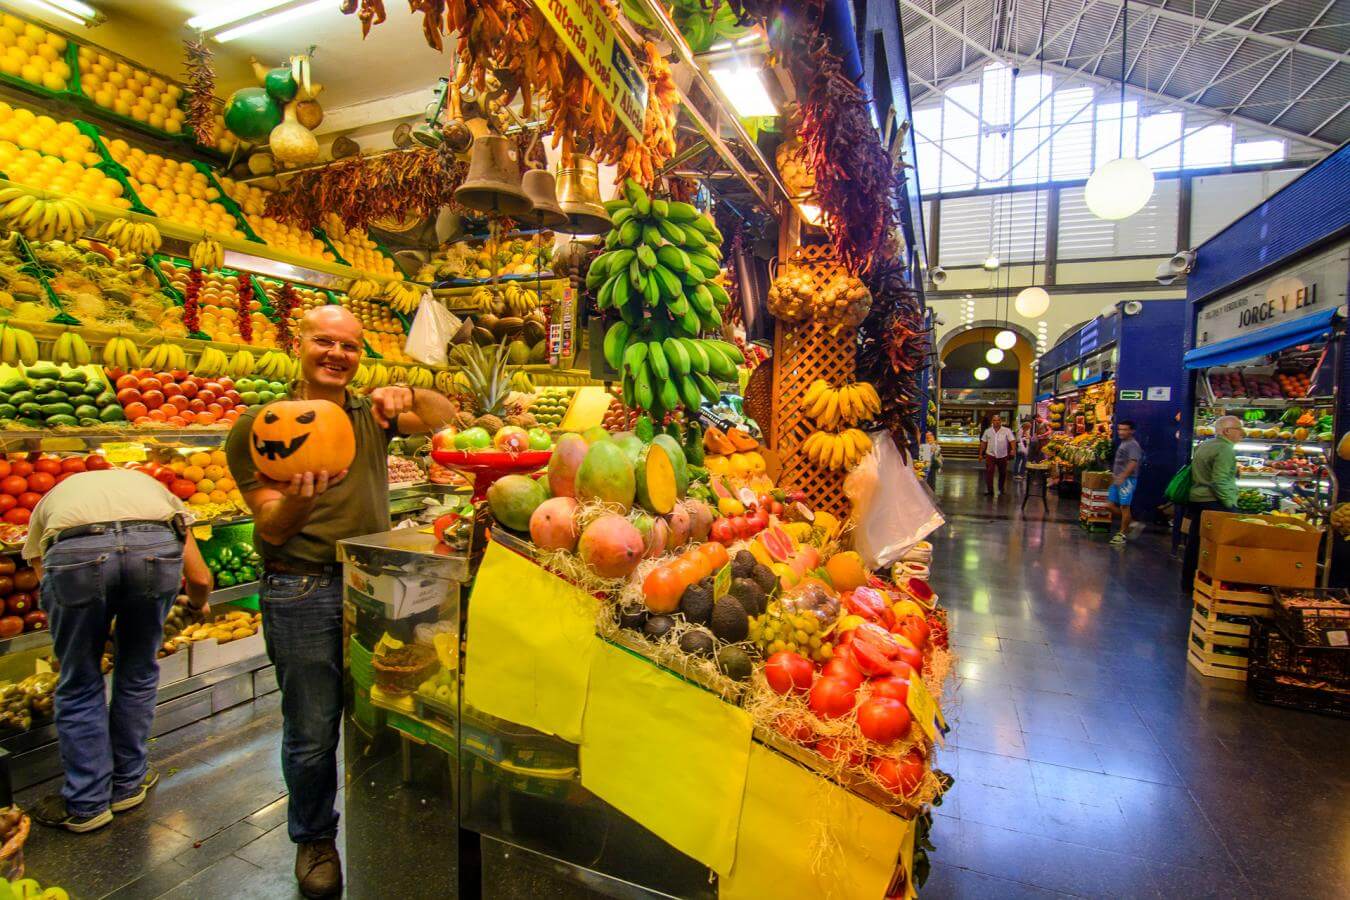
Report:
261,572,343,844
40,523,182,817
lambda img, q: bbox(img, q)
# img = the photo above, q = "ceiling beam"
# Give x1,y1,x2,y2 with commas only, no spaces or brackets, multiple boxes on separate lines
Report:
1269,59,1339,126
1090,6,1122,77
1089,0,1347,65
1311,98,1350,137
1189,4,1272,106
1155,0,1222,97
899,0,1004,69
1227,0,1339,117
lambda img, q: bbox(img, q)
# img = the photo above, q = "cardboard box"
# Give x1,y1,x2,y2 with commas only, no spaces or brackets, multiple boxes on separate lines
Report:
1199,511,1323,552
1081,471,1112,490
1197,511,1322,588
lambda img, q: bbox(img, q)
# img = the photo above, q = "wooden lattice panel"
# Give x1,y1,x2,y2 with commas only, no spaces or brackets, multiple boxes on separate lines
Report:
769,245,857,523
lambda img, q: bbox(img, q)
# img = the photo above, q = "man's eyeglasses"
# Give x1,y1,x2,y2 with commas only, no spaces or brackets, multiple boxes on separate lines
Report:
308,336,361,354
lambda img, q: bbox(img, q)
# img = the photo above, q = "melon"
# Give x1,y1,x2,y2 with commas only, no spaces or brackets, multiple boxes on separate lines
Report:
682,498,714,542
578,514,645,578
575,441,637,508
664,503,691,550
635,444,678,515
548,433,589,497
529,496,580,551
487,474,547,532
652,434,689,496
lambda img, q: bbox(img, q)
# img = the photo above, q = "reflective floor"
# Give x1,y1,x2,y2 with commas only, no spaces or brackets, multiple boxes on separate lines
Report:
15,463,1350,897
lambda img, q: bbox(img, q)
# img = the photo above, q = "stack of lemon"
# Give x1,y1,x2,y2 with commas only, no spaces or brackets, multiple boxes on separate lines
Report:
218,177,332,262
365,331,411,362
158,262,279,348
0,16,71,92
201,113,239,155
0,107,128,208
76,47,185,133
105,138,242,237
0,103,100,164
320,215,399,277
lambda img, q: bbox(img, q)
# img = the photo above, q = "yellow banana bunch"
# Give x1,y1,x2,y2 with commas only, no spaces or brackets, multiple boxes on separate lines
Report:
230,349,255,378
383,281,423,314
804,379,881,429
190,237,224,270
452,371,471,391
101,335,141,370
433,370,458,394
364,362,390,388
0,189,94,243
0,324,39,366
348,278,380,302
800,428,873,471
99,219,163,257
510,370,535,393
502,283,538,316
52,330,93,367
351,363,370,389
255,350,292,381
194,345,229,377
470,285,494,313
143,342,188,372
407,366,434,389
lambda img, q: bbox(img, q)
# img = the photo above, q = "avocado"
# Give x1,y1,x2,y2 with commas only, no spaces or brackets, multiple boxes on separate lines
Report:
17,402,42,417
751,564,777,596
25,364,60,380
0,404,15,420
680,578,714,625
716,646,753,681
40,402,75,418
710,597,749,643
7,391,34,406
57,381,87,396
615,606,647,631
60,369,87,382
73,404,100,420
0,377,25,393
730,577,768,617
29,379,58,394
731,550,757,579
46,414,78,427
678,628,716,658
35,391,67,404
93,390,116,406
99,405,126,422
644,614,676,641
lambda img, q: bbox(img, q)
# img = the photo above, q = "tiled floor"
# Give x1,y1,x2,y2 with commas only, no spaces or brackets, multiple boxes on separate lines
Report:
15,462,1350,898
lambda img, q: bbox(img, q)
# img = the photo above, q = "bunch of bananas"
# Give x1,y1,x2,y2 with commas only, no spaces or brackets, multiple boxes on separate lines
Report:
469,285,495,313
383,280,422,314
0,188,95,243
190,237,224,270
194,345,231,377
433,370,459,395
51,331,93,367
99,219,163,257
500,282,537,316
803,379,881,429
230,349,255,377
101,335,142,370
0,324,39,366
348,278,380,302
406,366,434,389
143,342,188,372
593,180,742,419
255,350,295,381
801,429,873,471
510,370,534,393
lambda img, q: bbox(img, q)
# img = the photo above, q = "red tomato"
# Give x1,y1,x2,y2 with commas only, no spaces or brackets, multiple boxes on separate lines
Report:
0,461,9,480
814,736,863,767
894,644,924,672
170,479,196,499
875,750,926,795
33,458,61,476
85,454,111,471
808,676,857,719
894,615,930,649
0,495,15,512
764,651,816,695
821,657,865,690
0,476,27,496
772,714,815,744
179,381,198,398
53,472,74,485
857,697,912,745
2,508,29,525
9,461,32,478
60,458,86,474
869,676,910,704
710,518,735,544
26,472,54,493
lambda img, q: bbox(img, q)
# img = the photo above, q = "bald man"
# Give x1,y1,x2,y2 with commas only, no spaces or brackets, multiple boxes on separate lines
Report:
225,305,454,898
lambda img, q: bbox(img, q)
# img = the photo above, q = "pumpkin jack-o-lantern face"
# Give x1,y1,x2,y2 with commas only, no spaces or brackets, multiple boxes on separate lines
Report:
248,399,356,482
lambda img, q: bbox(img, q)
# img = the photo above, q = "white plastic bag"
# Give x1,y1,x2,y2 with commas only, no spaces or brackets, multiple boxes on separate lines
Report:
844,431,945,570
404,294,459,366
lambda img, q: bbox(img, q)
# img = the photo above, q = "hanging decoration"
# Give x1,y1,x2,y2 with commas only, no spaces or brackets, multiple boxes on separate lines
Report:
183,267,202,336
275,282,300,352
857,264,930,452
222,53,325,165
1016,1,1053,318
1084,0,1154,220
238,277,255,345
183,37,216,146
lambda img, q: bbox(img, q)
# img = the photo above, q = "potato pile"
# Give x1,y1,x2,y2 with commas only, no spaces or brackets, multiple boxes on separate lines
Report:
177,608,261,644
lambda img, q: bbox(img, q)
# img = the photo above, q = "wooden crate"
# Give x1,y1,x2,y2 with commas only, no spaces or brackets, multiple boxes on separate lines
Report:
769,245,858,523
1192,572,1274,616
1186,620,1250,681
1192,591,1259,644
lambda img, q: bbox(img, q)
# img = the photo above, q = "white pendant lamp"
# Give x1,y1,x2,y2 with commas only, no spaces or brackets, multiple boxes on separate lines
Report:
1085,0,1154,221
1016,285,1051,318
995,329,1017,350
985,347,1005,364
973,366,991,381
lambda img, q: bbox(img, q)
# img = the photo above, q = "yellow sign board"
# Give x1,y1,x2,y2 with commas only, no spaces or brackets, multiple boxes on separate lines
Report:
535,0,649,140
905,674,947,744
103,442,148,464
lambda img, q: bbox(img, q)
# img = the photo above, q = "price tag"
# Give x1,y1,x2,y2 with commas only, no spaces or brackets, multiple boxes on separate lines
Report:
905,674,947,744
35,658,52,674
103,441,148,464
713,562,731,600
39,437,85,453
192,524,213,542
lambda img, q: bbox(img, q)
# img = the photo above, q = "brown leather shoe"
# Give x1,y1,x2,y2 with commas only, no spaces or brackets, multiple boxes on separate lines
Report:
295,838,343,898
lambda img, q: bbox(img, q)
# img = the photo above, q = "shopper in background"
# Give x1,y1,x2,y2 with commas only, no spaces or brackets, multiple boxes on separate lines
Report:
980,414,1016,497
1180,415,1242,590
920,431,943,489
1108,420,1145,546
24,468,212,833
1012,422,1031,479
226,306,455,899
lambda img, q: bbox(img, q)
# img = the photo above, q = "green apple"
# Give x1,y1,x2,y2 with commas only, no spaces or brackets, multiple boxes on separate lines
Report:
454,426,491,450
527,427,552,450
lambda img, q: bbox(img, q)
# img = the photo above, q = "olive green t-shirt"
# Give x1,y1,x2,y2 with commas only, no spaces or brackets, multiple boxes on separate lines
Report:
225,392,393,564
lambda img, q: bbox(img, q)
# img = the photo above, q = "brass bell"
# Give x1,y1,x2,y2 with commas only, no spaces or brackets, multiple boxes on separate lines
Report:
454,134,533,218
555,152,611,235
521,168,568,229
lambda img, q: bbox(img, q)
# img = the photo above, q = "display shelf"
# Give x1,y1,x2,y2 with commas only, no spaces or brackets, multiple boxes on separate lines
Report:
1200,396,1334,410
0,427,230,452
1230,441,1329,453
0,629,52,657
209,580,260,604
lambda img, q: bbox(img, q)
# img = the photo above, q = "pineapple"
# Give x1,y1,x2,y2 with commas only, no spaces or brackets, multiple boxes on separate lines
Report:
460,343,511,435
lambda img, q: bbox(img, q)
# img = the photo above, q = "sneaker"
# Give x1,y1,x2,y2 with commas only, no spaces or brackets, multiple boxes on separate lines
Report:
1127,521,1146,540
1109,532,1127,546
111,767,160,812
30,795,112,833
296,838,343,899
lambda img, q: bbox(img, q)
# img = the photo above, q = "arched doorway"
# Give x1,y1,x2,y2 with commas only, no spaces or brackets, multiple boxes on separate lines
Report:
936,325,1036,458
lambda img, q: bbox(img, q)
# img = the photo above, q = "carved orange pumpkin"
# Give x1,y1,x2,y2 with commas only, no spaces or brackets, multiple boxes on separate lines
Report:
249,400,355,481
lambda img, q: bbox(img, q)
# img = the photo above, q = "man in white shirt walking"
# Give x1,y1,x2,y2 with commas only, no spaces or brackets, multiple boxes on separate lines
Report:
981,414,1016,497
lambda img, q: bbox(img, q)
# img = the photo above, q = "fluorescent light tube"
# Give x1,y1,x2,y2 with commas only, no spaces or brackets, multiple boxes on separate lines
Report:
214,0,330,42
708,63,778,117
19,0,98,25
187,0,295,32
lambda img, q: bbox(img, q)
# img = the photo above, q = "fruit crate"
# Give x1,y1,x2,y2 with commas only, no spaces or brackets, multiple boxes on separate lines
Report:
1192,572,1274,614
1247,621,1349,717
1186,619,1250,681
1270,587,1350,649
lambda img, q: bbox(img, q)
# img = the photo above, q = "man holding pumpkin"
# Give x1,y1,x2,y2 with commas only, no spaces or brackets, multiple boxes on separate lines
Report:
225,305,454,899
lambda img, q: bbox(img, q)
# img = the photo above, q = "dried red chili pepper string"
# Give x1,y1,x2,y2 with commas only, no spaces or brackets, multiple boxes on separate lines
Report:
275,282,299,352
238,277,255,344
183,267,202,335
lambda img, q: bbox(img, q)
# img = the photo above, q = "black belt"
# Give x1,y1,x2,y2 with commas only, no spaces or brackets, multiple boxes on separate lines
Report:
53,519,177,544
264,559,341,577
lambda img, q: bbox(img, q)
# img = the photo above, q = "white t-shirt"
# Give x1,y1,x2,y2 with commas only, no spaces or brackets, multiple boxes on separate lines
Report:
23,469,187,559
982,426,1016,459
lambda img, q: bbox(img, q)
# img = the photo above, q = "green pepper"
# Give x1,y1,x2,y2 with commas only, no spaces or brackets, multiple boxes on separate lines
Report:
217,571,237,588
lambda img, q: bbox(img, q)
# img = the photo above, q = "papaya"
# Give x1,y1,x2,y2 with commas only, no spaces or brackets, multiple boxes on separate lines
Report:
635,444,678,515
652,434,689,497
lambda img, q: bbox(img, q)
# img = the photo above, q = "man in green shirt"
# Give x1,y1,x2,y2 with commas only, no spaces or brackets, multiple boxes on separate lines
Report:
225,306,455,898
1181,415,1242,591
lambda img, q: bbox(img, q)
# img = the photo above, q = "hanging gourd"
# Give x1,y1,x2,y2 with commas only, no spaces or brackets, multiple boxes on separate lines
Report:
270,105,319,166
225,52,325,166
223,87,281,142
